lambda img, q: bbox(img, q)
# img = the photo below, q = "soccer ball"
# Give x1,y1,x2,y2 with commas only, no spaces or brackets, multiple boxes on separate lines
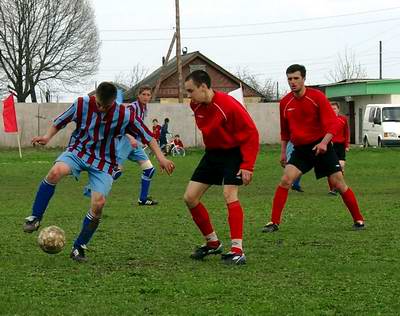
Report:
37,226,66,254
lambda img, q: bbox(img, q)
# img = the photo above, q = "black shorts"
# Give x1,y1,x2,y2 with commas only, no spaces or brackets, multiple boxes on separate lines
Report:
333,143,346,161
191,147,243,185
288,141,342,179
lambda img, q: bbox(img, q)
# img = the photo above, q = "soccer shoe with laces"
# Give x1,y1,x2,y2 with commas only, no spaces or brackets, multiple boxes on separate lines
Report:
112,167,122,180
352,221,365,230
221,252,246,265
262,222,279,233
23,216,41,233
190,242,223,260
70,246,87,262
138,197,158,206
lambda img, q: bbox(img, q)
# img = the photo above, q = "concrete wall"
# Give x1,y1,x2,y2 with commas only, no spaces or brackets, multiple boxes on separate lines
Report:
0,102,280,148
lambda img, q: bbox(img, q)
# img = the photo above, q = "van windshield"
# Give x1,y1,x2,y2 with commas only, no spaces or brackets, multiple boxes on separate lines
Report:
382,107,400,122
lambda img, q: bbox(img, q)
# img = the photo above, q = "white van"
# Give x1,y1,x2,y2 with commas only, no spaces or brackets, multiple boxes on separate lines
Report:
362,104,400,147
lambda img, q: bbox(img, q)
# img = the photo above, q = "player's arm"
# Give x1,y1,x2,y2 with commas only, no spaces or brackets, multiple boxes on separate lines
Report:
229,104,259,185
280,140,288,168
313,94,338,155
280,101,290,164
344,117,350,151
32,101,77,146
32,125,59,146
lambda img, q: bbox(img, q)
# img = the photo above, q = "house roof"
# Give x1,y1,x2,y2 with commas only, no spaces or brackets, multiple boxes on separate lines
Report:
124,51,265,100
321,78,400,98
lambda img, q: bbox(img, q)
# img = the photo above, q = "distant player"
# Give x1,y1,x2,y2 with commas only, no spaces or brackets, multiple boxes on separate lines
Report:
328,101,350,195
23,82,175,262
262,64,365,233
115,85,159,205
184,70,259,265
152,119,162,144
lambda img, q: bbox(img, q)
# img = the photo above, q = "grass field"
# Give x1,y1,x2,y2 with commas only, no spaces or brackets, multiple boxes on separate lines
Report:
1,146,399,315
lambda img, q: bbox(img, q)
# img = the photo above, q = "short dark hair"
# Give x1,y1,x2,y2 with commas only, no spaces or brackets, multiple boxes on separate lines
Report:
138,85,152,95
96,82,117,105
331,101,340,108
174,134,180,138
185,70,211,88
152,118,158,123
286,64,306,77
164,118,169,123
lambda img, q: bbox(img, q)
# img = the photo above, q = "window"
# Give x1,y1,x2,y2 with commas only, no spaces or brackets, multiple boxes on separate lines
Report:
375,108,381,123
382,107,400,122
368,107,376,122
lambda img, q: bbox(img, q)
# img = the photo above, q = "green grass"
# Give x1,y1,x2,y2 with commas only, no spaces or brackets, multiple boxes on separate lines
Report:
1,146,399,315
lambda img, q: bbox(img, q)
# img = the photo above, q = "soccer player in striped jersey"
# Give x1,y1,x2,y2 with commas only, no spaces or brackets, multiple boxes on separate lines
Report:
114,85,159,205
262,64,364,233
23,82,175,262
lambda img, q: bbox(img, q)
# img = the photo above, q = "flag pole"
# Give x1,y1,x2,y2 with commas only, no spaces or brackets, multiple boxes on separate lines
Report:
16,132,22,158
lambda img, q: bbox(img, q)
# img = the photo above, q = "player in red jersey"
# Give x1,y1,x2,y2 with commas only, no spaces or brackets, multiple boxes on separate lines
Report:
262,64,365,233
328,102,350,195
184,70,259,265
152,119,161,143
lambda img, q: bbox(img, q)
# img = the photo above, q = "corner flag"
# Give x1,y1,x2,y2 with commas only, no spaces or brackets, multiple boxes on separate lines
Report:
2,94,18,133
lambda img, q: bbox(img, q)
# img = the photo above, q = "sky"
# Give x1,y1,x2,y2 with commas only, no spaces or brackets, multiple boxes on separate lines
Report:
62,0,400,101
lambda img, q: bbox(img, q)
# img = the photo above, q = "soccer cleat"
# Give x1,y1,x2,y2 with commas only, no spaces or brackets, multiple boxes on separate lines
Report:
70,246,87,262
291,185,304,192
112,167,122,180
221,252,246,265
328,190,338,196
352,221,365,231
190,242,223,260
23,216,41,233
262,222,279,233
138,197,158,206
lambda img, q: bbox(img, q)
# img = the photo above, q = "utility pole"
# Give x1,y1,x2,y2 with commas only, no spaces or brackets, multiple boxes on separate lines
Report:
175,0,183,103
152,32,176,102
379,40,382,79
276,81,279,100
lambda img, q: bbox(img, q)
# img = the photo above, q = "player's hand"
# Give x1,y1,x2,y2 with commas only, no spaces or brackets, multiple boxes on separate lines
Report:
345,147,350,152
31,135,50,146
159,158,175,175
312,142,327,155
237,169,253,185
280,153,287,168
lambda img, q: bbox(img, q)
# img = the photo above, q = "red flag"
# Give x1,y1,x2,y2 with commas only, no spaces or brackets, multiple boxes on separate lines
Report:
2,94,18,133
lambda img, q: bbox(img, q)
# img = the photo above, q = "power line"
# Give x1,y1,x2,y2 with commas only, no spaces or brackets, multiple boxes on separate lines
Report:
99,6,400,32
101,17,400,42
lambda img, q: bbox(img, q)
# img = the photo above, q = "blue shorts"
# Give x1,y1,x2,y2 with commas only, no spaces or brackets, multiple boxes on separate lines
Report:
56,151,113,197
116,136,149,164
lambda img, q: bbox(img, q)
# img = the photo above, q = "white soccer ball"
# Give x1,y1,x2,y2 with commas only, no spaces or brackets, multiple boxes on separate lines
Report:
37,226,66,254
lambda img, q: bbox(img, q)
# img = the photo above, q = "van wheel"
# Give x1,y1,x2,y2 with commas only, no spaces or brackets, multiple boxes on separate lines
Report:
378,138,384,148
363,137,369,148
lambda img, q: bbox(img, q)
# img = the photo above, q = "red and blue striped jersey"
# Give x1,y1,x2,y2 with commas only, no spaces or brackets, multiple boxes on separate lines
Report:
53,95,153,175
127,100,147,120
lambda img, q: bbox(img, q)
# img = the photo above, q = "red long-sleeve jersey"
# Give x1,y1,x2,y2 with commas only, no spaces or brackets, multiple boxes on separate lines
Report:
280,88,340,146
190,91,259,171
332,114,350,148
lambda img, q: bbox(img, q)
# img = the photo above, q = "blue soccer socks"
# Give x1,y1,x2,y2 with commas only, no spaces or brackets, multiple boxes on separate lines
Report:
139,167,155,202
32,179,56,220
74,211,100,248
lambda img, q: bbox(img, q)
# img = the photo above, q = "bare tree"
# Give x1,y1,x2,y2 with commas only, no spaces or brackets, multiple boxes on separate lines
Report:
0,0,100,102
327,48,367,82
235,67,277,101
114,64,149,88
